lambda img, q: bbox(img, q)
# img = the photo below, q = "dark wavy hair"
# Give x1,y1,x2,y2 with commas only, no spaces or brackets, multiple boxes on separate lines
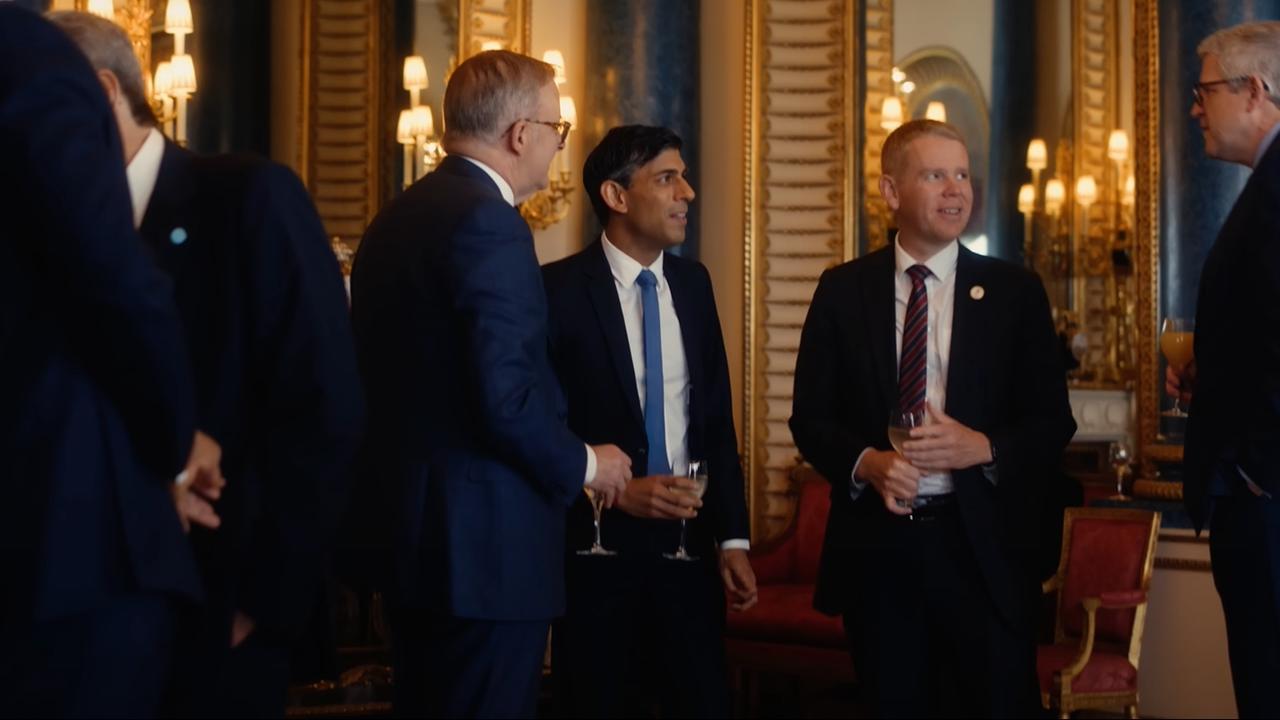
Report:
582,125,683,227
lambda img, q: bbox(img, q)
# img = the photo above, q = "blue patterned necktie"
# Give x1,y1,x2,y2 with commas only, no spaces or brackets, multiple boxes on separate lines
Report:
636,269,670,475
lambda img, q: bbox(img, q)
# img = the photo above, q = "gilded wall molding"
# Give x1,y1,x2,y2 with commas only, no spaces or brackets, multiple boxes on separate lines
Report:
744,0,857,542
458,0,530,57
300,0,383,242
862,0,893,254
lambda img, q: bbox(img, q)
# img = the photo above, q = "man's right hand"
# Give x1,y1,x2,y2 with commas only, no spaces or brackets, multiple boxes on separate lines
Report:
171,430,226,533
855,449,922,516
1165,361,1196,405
587,443,632,508
616,475,701,519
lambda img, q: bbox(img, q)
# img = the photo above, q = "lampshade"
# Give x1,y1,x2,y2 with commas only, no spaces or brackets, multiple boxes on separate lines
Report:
169,53,197,95
1017,183,1036,214
1045,178,1066,214
1123,174,1136,206
397,109,416,145
154,61,174,97
480,40,504,51
924,101,947,123
165,0,194,35
410,105,435,139
559,96,578,128
1075,175,1098,207
403,56,428,91
542,49,567,85
87,0,115,21
1108,129,1130,163
880,96,903,131
1026,138,1048,171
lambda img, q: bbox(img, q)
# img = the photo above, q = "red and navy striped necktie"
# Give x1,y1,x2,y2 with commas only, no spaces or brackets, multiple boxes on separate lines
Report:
898,264,931,413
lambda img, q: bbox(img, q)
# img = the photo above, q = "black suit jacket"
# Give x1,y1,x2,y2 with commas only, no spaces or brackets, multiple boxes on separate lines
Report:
543,241,750,556
790,244,1075,624
0,6,199,620
351,155,586,620
138,141,364,638
1184,135,1280,531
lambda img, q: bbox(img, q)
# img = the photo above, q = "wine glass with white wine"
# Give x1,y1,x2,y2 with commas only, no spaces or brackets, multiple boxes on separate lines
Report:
1161,317,1195,417
1108,441,1132,501
888,407,927,516
664,459,708,562
577,484,617,556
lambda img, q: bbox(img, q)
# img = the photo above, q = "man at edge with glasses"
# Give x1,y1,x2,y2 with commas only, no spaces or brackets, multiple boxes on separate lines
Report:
1169,21,1280,719
543,125,756,717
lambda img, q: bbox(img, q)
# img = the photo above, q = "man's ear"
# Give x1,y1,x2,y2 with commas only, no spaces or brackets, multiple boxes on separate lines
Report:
504,119,527,156
601,179,627,215
96,69,121,106
879,173,901,211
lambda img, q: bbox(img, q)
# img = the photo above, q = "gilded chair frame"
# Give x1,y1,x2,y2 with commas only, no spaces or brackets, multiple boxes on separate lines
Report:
1040,506,1161,718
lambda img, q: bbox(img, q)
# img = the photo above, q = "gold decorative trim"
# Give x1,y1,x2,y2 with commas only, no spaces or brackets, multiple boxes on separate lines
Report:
744,0,856,542
1155,557,1212,573
1134,0,1162,469
862,0,893,254
1132,478,1182,500
458,0,530,57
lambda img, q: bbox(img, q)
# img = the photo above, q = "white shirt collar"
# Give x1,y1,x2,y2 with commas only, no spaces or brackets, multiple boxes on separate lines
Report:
125,127,165,229
601,232,665,290
1253,120,1280,170
894,236,959,282
457,155,515,206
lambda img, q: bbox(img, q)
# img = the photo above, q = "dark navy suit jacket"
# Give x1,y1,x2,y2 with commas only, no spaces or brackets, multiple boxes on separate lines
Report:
542,241,750,557
351,155,586,620
138,141,364,639
790,245,1076,626
0,5,200,621
1184,135,1280,530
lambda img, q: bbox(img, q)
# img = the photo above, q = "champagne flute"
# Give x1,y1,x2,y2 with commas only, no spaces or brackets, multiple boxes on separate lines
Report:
1160,317,1195,417
888,407,927,516
664,459,708,562
1108,441,1131,501
576,485,617,556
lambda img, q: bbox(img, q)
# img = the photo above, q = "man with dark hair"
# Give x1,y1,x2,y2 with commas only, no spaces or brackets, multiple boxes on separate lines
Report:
544,124,757,717
50,11,365,718
791,119,1075,716
352,51,632,718
1,4,209,716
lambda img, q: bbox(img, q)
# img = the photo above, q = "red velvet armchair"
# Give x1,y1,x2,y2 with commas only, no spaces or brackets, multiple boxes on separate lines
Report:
1038,507,1160,718
724,467,852,708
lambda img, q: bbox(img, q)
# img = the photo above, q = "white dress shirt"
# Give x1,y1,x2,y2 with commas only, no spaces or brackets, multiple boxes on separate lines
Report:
125,127,165,229
851,238,959,497
457,154,598,485
601,235,748,550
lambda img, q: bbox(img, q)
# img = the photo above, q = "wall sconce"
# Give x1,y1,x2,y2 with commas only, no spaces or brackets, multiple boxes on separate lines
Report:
397,55,445,188
518,48,578,231
924,101,947,123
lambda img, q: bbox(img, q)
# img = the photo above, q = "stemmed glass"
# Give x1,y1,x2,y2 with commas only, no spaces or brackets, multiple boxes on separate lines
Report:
577,484,616,556
888,407,927,517
1161,317,1195,417
1108,441,1132,501
664,459,708,562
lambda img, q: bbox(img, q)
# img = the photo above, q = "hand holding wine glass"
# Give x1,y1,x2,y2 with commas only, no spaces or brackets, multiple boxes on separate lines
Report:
665,460,708,562
1160,318,1195,417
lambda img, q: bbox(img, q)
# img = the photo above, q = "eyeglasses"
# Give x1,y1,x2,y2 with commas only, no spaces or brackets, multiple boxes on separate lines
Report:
1192,76,1250,106
523,118,572,144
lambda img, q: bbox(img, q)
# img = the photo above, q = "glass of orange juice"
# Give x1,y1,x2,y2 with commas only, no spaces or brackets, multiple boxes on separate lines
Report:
1161,317,1194,417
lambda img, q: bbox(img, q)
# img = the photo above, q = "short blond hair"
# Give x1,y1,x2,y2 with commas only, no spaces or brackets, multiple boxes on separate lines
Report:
881,119,967,177
443,50,555,143
1198,21,1280,107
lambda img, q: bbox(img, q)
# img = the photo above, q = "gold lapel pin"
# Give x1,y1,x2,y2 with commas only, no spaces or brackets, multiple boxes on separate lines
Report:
970,285,985,300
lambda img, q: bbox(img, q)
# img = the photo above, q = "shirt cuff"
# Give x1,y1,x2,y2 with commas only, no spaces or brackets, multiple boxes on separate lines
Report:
583,444,597,486
849,447,873,501
720,539,750,551
981,462,998,486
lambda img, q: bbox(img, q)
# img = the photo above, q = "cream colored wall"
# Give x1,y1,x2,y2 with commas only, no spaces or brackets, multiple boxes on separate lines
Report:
530,0,588,265
895,0,994,102
699,0,746,447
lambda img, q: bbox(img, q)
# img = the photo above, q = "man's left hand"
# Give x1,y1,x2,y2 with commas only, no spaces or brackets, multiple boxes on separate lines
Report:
901,402,994,472
720,548,758,612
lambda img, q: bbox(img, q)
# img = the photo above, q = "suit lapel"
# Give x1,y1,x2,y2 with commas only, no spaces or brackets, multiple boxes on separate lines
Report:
584,243,645,428
863,248,899,409
945,246,983,421
665,257,702,396
138,141,196,257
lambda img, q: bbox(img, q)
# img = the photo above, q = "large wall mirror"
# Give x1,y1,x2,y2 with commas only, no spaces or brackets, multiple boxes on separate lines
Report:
744,0,1160,541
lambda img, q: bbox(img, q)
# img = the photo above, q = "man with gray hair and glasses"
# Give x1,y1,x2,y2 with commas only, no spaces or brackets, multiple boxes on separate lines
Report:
351,50,632,717
1169,20,1280,719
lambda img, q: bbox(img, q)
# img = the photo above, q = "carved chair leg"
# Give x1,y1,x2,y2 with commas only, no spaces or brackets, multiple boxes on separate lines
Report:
1126,704,1139,718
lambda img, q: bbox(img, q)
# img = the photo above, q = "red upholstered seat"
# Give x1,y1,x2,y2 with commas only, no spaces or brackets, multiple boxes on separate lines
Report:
724,467,852,713
1038,507,1159,718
